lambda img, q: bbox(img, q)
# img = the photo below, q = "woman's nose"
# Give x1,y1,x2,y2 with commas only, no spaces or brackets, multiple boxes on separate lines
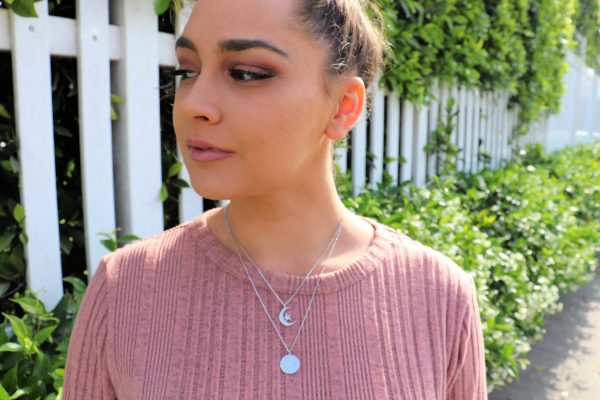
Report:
178,73,222,124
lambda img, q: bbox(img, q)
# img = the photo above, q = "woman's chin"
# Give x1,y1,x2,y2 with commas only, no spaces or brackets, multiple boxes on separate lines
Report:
188,178,235,201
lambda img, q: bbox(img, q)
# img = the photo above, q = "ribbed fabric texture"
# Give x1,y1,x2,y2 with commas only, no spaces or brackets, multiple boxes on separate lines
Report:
63,208,487,399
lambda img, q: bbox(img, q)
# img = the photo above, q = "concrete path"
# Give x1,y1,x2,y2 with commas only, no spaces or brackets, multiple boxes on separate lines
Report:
490,253,600,400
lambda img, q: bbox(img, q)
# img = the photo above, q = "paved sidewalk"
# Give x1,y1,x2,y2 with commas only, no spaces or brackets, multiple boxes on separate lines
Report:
490,253,600,400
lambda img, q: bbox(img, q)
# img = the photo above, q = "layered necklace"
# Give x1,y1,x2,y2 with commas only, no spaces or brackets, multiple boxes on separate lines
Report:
223,204,344,374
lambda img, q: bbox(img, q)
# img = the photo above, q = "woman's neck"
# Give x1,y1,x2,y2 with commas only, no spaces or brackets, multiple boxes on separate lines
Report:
206,195,374,277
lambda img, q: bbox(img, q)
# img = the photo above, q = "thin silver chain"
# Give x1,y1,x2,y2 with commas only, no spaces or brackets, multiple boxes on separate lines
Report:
223,206,344,354
223,203,343,307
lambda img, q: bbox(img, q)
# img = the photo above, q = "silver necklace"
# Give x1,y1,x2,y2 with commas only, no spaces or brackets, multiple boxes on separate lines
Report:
224,204,343,327
223,206,344,374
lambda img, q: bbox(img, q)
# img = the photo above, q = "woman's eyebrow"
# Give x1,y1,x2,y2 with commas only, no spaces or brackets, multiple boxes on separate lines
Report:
174,35,289,59
218,39,289,58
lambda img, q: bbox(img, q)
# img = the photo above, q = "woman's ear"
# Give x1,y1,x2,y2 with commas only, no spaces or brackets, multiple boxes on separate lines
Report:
325,77,366,141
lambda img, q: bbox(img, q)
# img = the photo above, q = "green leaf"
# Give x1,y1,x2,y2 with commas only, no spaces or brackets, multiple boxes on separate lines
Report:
0,362,18,393
0,342,24,353
12,204,25,225
63,276,87,296
31,350,51,378
54,125,74,138
0,321,8,344
7,0,38,17
9,156,19,173
154,0,170,15
2,314,30,344
167,161,182,178
18,232,28,246
110,105,119,121
0,281,10,298
10,297,46,316
159,183,168,202
60,235,74,255
33,325,57,344
0,233,16,251
170,178,190,188
118,234,141,244
0,384,10,400
100,238,117,251
0,105,10,119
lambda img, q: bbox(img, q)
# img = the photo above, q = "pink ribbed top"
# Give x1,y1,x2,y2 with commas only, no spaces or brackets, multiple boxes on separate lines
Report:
63,209,487,399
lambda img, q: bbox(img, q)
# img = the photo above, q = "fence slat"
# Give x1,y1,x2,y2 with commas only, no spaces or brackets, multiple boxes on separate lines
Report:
449,84,459,169
471,88,481,172
426,80,440,179
9,0,63,309
492,92,501,168
385,92,401,183
0,10,10,51
351,108,368,195
413,104,428,187
501,92,508,165
400,100,414,184
456,86,467,171
76,0,116,278
437,81,449,172
112,0,164,237
369,87,385,189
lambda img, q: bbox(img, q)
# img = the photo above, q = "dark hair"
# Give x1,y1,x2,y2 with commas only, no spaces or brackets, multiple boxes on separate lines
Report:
296,0,387,90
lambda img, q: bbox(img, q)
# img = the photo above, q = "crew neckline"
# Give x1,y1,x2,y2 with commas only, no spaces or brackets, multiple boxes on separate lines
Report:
188,207,393,294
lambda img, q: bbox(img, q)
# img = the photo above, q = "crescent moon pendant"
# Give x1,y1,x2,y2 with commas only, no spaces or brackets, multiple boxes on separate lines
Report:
278,305,296,326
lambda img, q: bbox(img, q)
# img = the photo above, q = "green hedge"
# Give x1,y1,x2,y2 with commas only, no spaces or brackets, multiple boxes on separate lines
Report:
1,142,598,397
337,141,600,390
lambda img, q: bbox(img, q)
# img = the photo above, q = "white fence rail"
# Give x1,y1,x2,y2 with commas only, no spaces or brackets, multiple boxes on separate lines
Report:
1,1,598,309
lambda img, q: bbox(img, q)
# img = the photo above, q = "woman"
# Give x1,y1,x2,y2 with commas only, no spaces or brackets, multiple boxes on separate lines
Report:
63,0,487,398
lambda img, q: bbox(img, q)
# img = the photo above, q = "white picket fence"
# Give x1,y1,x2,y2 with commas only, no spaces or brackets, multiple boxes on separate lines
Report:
1,0,598,309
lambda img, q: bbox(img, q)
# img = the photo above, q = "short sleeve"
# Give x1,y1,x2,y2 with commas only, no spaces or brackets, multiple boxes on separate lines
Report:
446,276,488,399
63,259,116,400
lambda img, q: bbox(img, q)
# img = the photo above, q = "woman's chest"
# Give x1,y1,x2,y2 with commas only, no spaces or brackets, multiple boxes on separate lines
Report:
110,277,446,399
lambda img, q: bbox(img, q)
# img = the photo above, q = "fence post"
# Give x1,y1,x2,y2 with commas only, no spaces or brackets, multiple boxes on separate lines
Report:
9,0,63,309
351,107,368,195
385,92,401,184
369,87,385,189
413,103,428,187
76,0,116,277
111,0,164,237
400,100,414,185
426,80,440,178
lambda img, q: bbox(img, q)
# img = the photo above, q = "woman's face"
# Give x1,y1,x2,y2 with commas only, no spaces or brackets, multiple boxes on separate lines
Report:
172,0,340,201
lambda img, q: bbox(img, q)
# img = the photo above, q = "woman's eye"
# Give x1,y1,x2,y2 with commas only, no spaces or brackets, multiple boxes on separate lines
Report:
172,69,199,83
229,68,274,82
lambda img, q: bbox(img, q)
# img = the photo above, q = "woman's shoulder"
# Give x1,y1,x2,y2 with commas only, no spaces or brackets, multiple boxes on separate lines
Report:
99,212,210,281
371,219,477,300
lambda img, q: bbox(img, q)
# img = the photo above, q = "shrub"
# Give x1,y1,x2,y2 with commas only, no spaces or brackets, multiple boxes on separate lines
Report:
339,141,600,390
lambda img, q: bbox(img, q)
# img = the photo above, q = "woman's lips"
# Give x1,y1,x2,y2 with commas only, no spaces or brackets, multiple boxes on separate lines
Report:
188,146,233,162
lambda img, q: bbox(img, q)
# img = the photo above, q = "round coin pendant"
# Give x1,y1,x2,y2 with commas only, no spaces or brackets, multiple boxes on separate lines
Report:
280,354,300,375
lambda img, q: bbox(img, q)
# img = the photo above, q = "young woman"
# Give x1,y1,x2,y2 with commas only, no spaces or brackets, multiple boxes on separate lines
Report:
63,0,487,398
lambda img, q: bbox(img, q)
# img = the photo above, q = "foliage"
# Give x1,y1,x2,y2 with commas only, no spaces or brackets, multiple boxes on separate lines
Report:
423,94,460,176
338,141,600,391
378,0,577,135
0,56,88,315
0,233,136,399
0,278,85,400
574,0,600,72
